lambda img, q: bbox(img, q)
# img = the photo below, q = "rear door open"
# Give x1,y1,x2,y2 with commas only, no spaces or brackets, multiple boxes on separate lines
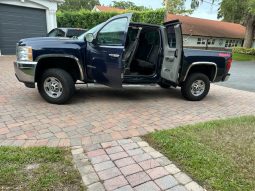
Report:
161,20,183,84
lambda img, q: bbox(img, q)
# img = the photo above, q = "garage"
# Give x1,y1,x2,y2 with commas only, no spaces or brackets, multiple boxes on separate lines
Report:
0,4,47,55
0,0,62,55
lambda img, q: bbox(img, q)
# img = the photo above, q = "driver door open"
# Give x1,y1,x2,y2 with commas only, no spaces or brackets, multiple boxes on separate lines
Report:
87,13,132,88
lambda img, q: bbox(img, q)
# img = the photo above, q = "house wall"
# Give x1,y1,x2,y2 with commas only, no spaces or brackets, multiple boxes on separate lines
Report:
183,35,243,50
0,0,61,32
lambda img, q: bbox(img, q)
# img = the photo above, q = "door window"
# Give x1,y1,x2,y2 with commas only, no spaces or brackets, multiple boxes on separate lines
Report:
97,18,128,46
166,26,176,48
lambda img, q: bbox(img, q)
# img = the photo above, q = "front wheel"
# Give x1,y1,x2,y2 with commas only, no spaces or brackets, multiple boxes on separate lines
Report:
38,69,75,104
181,73,210,101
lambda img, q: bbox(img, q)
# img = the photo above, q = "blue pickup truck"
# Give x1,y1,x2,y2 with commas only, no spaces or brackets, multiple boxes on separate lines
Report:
14,13,232,104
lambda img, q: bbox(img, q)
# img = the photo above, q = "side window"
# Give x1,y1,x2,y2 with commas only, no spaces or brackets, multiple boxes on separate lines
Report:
166,25,176,48
57,30,65,37
66,29,86,38
48,29,58,37
97,18,128,46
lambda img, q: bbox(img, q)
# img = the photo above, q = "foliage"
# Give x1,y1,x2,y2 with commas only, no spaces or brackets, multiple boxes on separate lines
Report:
57,9,165,29
144,116,255,191
218,0,250,23
164,0,194,14
232,53,255,61
112,1,149,11
59,0,100,11
233,47,255,55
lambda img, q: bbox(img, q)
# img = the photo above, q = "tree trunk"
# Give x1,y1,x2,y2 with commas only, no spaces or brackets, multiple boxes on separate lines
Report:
243,14,255,48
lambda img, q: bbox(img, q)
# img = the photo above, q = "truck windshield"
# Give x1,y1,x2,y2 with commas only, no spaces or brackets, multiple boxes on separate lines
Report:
78,22,105,40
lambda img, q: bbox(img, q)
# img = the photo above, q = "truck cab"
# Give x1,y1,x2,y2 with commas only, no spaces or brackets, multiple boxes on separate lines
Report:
84,14,183,88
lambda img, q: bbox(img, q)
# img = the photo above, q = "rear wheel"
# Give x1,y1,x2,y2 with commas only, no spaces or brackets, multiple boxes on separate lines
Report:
181,73,210,101
38,69,75,104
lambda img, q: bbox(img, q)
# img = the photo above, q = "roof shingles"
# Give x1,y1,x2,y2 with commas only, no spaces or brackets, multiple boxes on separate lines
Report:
95,5,125,13
167,14,246,39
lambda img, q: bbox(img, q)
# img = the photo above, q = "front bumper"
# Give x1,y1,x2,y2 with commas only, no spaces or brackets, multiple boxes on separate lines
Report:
14,61,37,83
222,73,230,82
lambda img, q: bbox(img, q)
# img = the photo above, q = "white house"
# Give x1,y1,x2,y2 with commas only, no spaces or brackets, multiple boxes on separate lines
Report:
167,14,246,50
0,0,63,55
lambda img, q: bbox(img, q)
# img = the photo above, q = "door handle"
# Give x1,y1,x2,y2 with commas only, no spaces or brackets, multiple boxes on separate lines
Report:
174,49,178,58
166,56,175,62
109,54,120,58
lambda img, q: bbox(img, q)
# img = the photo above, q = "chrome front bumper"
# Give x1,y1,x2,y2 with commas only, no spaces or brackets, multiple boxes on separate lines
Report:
14,61,37,83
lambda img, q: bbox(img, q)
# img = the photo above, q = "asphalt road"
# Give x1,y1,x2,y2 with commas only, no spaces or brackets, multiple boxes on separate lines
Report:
218,61,255,92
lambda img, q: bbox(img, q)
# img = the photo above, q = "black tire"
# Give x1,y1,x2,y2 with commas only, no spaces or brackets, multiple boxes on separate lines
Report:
181,73,210,101
38,68,75,104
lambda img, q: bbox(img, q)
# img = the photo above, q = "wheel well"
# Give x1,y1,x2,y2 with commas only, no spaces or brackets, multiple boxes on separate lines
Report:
186,64,216,82
35,57,82,82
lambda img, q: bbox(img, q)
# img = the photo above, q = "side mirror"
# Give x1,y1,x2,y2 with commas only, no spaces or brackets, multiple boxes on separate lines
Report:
85,33,95,43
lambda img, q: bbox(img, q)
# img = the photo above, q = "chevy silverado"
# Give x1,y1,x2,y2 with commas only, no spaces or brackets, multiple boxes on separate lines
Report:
14,13,232,104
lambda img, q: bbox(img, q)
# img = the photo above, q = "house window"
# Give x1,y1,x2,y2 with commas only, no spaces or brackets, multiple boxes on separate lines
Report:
207,39,215,45
197,38,215,45
197,38,207,45
197,38,201,45
225,39,240,47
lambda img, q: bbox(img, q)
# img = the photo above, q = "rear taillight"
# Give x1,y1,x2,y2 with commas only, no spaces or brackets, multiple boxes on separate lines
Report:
226,58,232,72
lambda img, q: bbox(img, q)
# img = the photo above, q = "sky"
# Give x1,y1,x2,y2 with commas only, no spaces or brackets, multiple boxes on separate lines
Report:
99,0,220,20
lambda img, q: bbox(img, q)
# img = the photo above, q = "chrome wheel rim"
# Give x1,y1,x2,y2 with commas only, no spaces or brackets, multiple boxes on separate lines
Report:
190,80,205,96
44,77,63,98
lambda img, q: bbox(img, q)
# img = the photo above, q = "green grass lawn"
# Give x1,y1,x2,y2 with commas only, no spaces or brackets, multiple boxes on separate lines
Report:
233,53,255,61
144,116,255,191
0,147,85,191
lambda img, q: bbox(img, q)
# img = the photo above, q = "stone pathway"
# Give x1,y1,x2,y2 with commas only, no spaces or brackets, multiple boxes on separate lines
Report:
72,137,205,191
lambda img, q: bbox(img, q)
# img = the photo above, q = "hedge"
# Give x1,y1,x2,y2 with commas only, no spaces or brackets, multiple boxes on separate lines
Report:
232,47,255,55
57,9,165,30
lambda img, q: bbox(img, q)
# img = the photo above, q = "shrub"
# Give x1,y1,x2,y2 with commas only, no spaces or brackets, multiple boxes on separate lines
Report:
57,9,165,30
232,47,255,55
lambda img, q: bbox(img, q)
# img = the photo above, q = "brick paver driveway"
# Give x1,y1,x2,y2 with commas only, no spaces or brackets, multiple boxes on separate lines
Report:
1,56,255,147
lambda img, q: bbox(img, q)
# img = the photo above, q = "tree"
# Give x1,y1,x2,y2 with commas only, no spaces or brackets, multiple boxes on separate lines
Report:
218,0,255,48
59,0,100,11
112,1,148,11
164,0,194,14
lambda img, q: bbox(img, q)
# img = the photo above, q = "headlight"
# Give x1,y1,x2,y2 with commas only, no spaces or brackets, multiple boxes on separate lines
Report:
16,46,33,61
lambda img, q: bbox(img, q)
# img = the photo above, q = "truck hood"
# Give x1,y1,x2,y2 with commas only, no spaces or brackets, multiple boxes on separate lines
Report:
17,37,83,46
17,37,87,61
